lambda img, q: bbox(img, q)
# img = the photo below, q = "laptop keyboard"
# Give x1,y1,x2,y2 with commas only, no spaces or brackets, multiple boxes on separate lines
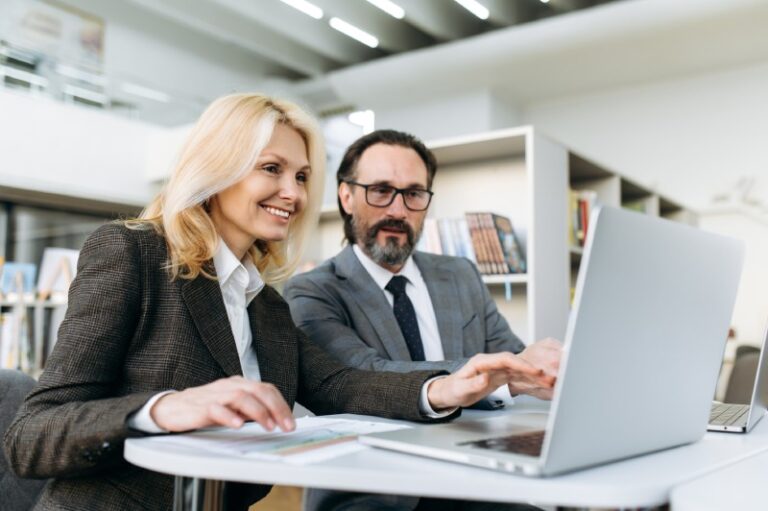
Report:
459,430,545,457
710,403,749,427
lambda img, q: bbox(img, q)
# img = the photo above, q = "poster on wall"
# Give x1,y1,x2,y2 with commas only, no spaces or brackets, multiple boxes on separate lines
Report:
0,0,104,70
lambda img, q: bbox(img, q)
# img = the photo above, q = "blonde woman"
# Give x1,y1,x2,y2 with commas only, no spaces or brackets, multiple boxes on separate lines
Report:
4,93,553,511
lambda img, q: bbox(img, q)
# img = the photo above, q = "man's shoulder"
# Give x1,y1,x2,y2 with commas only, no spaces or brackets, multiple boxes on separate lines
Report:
414,251,476,272
285,256,340,294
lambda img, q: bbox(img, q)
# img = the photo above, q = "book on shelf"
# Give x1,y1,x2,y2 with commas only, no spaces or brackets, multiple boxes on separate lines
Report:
622,198,647,214
569,189,598,248
0,262,37,302
417,213,526,276
37,248,79,302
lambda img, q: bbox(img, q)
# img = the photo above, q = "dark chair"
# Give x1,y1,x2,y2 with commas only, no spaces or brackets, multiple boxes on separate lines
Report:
0,369,47,511
724,351,760,405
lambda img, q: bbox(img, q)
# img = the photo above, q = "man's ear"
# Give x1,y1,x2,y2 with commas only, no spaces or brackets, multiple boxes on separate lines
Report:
338,182,354,215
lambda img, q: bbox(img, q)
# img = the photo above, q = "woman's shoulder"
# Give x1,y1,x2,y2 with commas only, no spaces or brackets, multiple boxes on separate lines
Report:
83,221,166,257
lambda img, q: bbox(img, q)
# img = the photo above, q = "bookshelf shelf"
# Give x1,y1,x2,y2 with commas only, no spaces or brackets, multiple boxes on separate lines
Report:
309,126,695,344
482,274,528,285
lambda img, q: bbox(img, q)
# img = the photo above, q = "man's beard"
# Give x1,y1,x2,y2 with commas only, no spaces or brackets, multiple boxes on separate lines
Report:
354,217,423,267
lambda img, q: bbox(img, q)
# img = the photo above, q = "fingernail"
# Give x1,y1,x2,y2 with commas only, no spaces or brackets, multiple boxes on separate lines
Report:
232,418,243,428
265,418,275,430
283,418,295,431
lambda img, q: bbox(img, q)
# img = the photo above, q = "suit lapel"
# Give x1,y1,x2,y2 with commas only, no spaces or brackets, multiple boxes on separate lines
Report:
335,246,412,361
415,252,463,360
181,274,243,377
247,290,295,398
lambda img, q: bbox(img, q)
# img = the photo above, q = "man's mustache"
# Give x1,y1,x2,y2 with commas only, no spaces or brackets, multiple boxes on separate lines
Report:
369,219,415,244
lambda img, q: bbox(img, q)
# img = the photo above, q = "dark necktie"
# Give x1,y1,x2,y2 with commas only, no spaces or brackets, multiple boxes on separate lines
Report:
385,276,426,362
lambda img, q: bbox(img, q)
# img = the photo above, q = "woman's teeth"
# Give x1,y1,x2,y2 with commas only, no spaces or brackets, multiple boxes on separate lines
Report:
264,206,290,218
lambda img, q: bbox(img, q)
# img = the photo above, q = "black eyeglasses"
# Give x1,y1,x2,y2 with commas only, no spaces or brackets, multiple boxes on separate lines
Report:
345,181,434,211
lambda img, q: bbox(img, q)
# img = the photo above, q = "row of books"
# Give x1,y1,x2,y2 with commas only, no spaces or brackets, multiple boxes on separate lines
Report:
0,248,79,301
418,212,526,275
0,311,31,372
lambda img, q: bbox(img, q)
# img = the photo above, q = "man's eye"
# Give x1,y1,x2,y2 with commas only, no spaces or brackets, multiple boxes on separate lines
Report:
406,189,425,198
370,186,392,195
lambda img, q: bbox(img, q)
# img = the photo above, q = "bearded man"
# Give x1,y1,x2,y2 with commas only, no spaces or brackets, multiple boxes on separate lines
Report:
284,129,560,511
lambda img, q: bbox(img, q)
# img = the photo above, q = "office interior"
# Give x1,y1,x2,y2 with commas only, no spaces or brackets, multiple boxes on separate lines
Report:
0,0,767,509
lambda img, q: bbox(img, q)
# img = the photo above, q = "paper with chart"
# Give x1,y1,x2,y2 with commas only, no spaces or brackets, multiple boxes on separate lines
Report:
151,417,410,464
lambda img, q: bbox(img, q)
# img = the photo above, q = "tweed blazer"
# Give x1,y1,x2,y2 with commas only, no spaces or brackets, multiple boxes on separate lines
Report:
284,245,525,374
3,224,447,511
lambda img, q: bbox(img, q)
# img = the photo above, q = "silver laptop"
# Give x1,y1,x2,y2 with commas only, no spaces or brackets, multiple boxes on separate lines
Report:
708,324,768,433
361,206,744,477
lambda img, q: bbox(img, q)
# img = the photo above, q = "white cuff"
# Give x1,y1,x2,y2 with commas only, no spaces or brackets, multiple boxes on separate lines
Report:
126,390,176,433
419,376,459,418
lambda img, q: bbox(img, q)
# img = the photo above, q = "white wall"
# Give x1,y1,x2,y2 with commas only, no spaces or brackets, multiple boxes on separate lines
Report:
522,61,768,211
699,210,768,343
374,90,521,141
0,89,159,205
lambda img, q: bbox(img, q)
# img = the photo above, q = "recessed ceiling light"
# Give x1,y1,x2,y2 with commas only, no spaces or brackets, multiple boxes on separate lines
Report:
329,17,379,48
279,0,323,20
348,109,375,134
540,0,550,3
365,0,405,19
453,0,489,20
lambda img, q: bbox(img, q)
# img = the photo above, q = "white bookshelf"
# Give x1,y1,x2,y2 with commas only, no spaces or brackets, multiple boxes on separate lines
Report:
309,126,695,345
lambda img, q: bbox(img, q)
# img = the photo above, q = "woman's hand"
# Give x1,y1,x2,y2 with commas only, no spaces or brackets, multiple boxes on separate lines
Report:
150,376,295,432
427,352,556,411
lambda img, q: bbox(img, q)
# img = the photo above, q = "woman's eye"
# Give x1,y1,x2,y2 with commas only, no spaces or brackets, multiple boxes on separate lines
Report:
296,172,308,183
262,164,280,174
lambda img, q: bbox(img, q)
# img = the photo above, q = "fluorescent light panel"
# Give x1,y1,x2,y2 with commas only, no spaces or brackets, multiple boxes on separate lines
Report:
453,0,489,20
279,0,323,19
365,0,405,19
329,17,378,48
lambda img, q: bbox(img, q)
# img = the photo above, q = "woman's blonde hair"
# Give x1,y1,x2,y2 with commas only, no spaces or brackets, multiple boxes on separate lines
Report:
129,93,325,284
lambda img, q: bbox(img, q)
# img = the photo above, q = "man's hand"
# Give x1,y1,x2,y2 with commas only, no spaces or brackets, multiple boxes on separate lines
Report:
511,337,563,400
427,353,556,411
150,376,296,432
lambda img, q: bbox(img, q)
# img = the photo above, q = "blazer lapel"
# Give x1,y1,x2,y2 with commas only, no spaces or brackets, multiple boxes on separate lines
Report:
415,252,463,360
247,291,295,398
335,246,412,361
181,274,243,377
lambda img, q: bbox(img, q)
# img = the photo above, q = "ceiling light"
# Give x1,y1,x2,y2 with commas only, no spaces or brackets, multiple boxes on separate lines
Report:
121,82,171,103
365,0,405,19
453,0,489,20
329,17,379,48
279,0,323,20
348,109,375,134
540,0,550,3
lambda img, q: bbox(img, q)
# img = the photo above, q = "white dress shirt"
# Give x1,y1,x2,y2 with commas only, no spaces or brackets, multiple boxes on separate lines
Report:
352,244,444,361
352,245,456,418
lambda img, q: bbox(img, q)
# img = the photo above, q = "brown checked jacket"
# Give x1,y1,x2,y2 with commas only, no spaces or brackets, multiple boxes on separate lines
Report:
4,223,451,511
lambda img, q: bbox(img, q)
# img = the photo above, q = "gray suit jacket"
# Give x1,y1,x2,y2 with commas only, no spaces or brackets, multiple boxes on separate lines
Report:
3,225,451,511
285,245,524,374
285,246,525,511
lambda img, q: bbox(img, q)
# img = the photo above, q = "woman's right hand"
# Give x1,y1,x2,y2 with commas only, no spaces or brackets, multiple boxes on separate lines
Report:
150,376,295,432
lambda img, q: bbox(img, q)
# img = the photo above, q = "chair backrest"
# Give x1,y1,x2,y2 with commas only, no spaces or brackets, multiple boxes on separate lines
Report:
725,352,760,405
0,369,48,511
